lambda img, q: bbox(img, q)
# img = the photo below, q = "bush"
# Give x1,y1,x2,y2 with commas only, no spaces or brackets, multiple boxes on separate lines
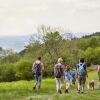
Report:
15,60,33,80
0,64,15,82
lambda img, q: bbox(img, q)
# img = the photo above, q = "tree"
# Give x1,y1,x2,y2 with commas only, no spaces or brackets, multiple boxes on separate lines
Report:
15,60,33,80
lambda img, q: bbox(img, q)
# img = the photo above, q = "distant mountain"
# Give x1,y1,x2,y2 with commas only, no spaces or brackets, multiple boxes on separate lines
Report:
0,35,31,52
82,32,100,38
0,32,94,52
61,32,93,40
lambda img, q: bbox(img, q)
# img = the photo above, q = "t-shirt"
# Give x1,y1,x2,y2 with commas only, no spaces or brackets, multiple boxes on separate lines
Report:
64,70,71,81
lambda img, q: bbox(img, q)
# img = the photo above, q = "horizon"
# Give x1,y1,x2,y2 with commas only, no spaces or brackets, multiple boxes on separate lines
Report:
0,32,96,52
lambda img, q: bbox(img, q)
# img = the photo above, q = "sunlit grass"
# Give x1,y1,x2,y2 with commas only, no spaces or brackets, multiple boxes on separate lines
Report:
0,71,100,100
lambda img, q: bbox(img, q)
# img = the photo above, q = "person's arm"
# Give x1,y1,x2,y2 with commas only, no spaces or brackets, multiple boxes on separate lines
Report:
75,65,78,79
32,62,35,70
85,64,88,77
62,65,65,76
41,63,44,71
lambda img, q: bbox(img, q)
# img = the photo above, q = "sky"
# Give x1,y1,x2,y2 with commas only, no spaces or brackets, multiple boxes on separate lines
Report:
0,0,100,36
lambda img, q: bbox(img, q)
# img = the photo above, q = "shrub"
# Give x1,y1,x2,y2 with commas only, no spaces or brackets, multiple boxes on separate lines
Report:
15,60,33,80
0,63,15,82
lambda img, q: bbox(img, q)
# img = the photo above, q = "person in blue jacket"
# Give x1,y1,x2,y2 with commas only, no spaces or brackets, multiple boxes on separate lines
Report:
64,65,71,93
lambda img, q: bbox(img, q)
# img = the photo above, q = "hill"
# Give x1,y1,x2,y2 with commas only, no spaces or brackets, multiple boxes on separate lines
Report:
0,35,31,51
82,32,100,38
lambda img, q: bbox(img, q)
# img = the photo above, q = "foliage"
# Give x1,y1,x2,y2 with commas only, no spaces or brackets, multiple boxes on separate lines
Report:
0,71,100,100
81,47,100,66
0,63,15,82
0,26,100,81
15,60,33,80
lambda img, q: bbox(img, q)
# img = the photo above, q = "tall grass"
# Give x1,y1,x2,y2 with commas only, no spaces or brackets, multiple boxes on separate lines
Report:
0,71,100,100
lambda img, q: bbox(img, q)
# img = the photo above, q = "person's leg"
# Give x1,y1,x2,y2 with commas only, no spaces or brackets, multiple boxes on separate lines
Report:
61,76,64,89
65,80,70,93
38,75,42,89
82,76,86,92
59,78,62,94
72,78,75,85
55,78,59,93
78,76,82,92
33,75,38,89
98,72,100,89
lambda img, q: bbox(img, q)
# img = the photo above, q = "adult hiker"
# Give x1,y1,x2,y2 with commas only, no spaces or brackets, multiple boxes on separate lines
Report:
54,58,64,94
76,58,88,93
32,57,44,90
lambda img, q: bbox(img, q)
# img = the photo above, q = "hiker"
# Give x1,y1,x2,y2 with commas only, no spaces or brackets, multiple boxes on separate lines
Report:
97,65,100,89
64,65,71,93
54,58,64,94
32,57,44,90
71,69,76,85
76,58,88,93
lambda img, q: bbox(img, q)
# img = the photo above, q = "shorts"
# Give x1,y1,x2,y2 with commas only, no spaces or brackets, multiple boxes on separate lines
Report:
78,75,86,85
34,75,42,85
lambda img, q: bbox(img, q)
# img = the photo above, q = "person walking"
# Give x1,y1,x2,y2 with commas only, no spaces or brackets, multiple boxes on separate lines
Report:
71,69,76,85
32,57,44,90
64,65,71,93
54,58,64,94
76,58,88,93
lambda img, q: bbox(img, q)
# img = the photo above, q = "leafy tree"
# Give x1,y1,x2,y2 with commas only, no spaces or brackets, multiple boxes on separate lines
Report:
15,60,33,80
0,64,15,82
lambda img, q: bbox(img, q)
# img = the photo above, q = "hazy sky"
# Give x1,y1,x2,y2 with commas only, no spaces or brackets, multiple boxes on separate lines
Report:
0,0,100,36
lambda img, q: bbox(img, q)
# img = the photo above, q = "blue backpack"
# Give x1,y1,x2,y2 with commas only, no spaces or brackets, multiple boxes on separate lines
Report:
78,64,85,76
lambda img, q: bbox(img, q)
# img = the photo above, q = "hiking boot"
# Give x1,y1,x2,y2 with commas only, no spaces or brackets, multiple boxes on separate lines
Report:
33,86,36,90
59,90,62,94
65,89,69,93
58,89,62,94
77,90,80,93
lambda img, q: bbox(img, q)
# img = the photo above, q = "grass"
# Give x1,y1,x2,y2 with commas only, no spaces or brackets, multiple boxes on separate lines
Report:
0,71,100,100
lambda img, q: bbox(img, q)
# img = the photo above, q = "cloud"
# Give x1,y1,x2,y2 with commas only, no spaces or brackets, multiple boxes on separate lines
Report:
0,0,100,35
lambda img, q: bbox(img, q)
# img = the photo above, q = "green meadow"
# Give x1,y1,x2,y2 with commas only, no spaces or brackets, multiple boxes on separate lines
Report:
0,71,100,100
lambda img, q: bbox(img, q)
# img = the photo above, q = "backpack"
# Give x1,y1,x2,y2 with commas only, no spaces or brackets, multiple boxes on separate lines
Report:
54,64,62,78
78,64,85,76
32,63,41,76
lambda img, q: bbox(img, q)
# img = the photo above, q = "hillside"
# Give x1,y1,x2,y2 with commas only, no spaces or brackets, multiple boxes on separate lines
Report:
82,32,100,38
0,32,93,52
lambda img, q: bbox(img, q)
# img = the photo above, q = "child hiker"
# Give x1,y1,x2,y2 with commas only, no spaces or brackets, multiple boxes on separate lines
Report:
71,69,76,85
64,65,71,93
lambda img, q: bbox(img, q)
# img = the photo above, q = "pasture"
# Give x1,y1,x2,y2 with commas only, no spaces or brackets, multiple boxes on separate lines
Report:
0,71,100,100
